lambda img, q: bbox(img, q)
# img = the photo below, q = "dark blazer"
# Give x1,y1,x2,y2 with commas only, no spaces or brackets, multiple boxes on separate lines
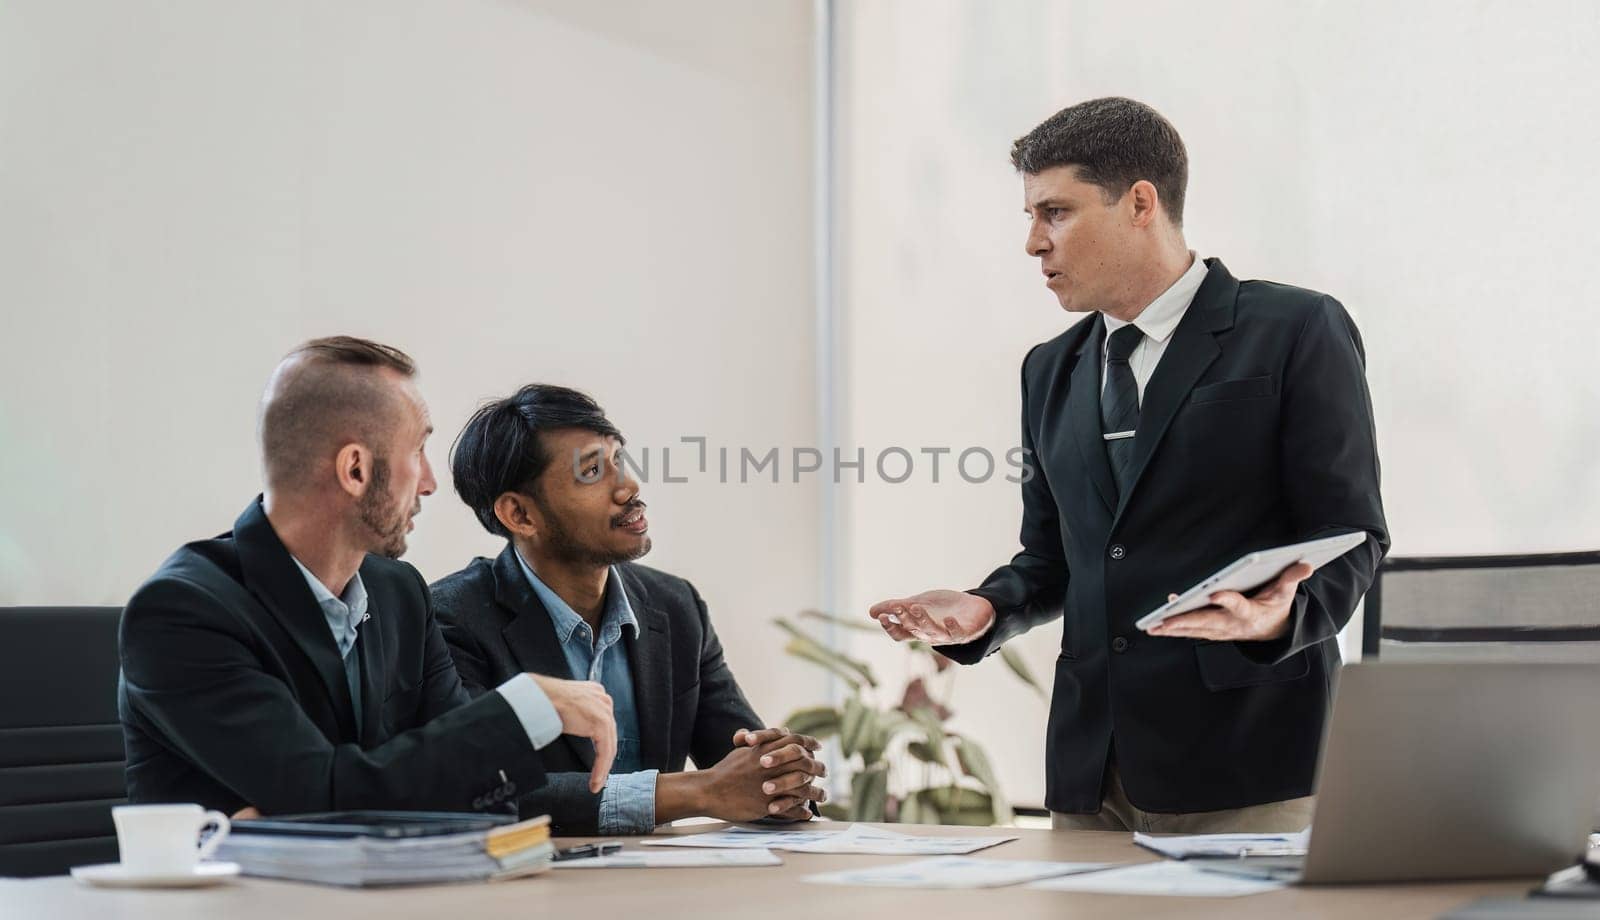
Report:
118,498,546,815
942,259,1389,815
430,546,762,834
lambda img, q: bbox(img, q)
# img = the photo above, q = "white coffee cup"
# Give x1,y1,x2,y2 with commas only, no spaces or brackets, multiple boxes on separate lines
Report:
112,804,231,876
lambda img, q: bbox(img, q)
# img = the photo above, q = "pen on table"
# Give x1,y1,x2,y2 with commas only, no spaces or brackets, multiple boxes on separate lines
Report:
554,841,624,861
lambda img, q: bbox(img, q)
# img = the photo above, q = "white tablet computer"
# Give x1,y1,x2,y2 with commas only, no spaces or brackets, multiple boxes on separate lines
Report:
1134,530,1368,632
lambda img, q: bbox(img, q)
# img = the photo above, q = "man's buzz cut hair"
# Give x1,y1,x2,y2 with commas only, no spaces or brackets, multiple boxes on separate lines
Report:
258,335,417,490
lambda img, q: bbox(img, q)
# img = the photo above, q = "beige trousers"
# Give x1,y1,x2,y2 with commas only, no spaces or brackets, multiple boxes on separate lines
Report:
1051,764,1314,834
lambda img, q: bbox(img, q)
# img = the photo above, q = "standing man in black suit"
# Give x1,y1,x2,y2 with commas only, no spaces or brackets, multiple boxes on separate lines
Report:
869,98,1389,833
119,337,617,816
431,384,827,834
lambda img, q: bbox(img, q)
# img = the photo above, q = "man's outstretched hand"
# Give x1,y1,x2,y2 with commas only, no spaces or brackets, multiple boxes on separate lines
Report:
867,590,996,646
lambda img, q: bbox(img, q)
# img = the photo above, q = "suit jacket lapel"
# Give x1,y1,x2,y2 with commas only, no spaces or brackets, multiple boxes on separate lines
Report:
617,567,672,771
1114,259,1238,522
233,497,359,740
1064,315,1118,516
491,544,596,771
355,563,391,747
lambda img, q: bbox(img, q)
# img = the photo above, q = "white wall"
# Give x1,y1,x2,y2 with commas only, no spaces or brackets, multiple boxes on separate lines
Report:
835,0,1600,807
7,0,1598,816
0,0,826,725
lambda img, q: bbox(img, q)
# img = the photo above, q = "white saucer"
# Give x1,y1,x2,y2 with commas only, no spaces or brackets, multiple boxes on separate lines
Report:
71,861,241,889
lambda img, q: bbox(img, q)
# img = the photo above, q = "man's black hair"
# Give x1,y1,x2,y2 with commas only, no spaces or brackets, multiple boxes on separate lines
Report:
450,384,623,538
1010,96,1188,226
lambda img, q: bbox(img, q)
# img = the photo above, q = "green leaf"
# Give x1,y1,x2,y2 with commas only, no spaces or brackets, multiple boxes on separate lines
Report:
818,802,851,821
953,736,1012,823
783,634,888,690
781,638,861,689
849,764,890,822
919,787,996,826
998,645,1046,698
860,709,913,766
781,706,842,739
773,619,878,687
899,790,936,825
838,696,876,758
798,608,879,633
873,708,912,735
906,740,943,764
952,736,999,790
905,706,949,767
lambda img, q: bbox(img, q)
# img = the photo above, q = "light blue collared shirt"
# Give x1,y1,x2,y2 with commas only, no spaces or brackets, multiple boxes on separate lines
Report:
515,550,657,834
290,557,563,750
291,557,369,728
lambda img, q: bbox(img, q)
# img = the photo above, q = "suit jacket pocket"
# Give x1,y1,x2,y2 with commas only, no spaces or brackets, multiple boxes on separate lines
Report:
1191,375,1276,404
1194,642,1308,690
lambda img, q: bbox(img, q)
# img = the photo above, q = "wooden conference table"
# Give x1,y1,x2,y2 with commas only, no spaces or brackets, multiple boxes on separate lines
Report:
0,821,1532,919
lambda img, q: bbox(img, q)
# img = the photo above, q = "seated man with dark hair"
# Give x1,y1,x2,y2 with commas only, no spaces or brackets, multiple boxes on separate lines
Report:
119,338,617,816
431,383,825,835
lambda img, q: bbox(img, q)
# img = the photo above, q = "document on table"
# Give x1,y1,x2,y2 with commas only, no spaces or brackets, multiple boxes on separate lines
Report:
804,855,1111,889
640,827,838,850
552,848,781,869
641,823,1016,855
1133,828,1310,859
1026,861,1288,897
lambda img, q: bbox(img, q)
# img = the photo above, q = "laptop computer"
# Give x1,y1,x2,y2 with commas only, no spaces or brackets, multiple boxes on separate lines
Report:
1206,661,1600,884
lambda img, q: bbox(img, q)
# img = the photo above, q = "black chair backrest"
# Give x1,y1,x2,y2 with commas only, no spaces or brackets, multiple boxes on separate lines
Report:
1363,551,1600,662
0,607,126,877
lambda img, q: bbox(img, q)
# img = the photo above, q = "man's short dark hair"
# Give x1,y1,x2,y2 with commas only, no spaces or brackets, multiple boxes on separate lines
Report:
259,336,418,490
1010,96,1188,226
451,384,623,538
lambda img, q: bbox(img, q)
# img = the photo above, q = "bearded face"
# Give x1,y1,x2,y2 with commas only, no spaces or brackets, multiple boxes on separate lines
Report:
358,456,419,559
529,483,651,568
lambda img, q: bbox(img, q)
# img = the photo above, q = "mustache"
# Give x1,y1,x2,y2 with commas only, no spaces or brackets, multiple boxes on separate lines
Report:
610,499,647,527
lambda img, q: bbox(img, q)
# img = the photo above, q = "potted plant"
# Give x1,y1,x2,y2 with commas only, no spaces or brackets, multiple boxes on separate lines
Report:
772,610,1045,825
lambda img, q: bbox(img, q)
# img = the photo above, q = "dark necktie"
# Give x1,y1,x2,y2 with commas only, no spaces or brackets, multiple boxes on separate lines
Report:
1101,324,1144,499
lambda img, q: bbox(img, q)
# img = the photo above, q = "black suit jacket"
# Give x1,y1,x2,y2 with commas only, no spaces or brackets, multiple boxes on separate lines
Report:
118,498,546,815
430,546,762,834
942,259,1389,815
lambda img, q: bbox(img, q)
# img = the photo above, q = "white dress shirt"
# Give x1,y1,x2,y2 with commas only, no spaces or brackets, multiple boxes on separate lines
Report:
1100,253,1210,405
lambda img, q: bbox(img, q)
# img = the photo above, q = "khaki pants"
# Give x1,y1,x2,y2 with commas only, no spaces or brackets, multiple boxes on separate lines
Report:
1051,764,1314,834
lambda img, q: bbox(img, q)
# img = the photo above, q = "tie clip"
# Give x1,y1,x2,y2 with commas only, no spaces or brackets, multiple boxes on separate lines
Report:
1102,430,1136,441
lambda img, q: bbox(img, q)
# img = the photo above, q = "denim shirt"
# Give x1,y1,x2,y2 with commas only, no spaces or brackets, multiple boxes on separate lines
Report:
514,551,657,833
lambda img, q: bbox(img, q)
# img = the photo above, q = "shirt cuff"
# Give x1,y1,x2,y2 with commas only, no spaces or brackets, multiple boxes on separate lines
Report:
598,770,659,834
495,674,563,749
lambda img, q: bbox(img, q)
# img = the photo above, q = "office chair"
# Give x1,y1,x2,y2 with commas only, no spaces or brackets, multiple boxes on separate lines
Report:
0,607,127,877
1362,550,1600,662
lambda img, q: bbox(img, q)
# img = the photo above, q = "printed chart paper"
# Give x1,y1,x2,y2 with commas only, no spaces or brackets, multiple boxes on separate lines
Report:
804,855,1111,889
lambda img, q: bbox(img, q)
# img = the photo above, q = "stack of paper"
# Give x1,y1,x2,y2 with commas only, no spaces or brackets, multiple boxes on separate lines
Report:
805,855,1109,889
642,823,1016,855
1133,828,1310,859
1027,860,1288,897
554,849,782,869
215,816,553,887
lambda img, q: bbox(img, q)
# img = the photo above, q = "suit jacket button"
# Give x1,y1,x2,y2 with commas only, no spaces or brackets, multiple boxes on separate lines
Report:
1109,544,1126,560
1112,636,1130,653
